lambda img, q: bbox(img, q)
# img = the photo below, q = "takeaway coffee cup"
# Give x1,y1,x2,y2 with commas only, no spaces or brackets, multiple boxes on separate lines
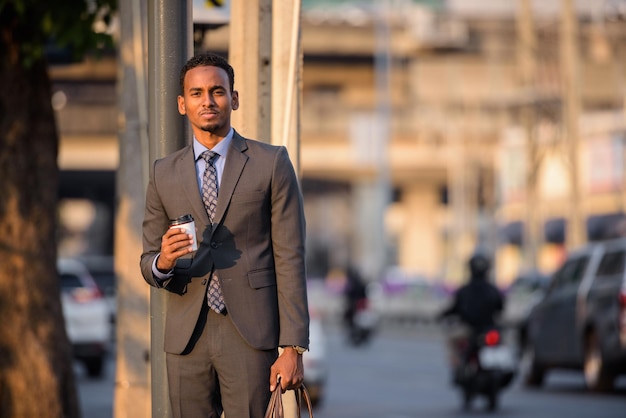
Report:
169,214,198,251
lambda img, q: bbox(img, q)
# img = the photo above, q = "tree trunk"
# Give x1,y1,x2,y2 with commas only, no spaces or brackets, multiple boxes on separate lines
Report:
0,21,80,418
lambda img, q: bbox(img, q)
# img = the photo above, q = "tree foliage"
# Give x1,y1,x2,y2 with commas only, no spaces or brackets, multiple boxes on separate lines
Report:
0,0,117,66
0,1,116,417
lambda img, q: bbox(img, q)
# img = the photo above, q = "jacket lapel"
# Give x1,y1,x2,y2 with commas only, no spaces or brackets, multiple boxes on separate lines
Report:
214,131,248,224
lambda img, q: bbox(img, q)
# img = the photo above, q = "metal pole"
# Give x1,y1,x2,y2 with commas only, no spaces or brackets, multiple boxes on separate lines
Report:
370,0,392,280
561,0,585,248
148,1,192,416
518,0,542,271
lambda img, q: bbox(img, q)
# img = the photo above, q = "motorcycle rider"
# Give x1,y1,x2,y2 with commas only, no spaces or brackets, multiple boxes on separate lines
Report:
439,253,505,378
343,265,369,345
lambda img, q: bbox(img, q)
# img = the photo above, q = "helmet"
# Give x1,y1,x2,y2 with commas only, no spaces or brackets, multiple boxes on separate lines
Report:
469,253,490,278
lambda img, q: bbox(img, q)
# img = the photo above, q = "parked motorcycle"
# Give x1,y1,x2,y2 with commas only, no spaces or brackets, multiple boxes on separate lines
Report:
449,327,516,411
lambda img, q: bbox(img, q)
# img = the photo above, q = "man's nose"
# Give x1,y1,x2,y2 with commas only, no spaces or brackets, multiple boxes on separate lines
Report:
203,92,216,106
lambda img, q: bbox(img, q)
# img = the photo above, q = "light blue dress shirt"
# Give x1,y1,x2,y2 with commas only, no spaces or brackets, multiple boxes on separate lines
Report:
193,128,233,193
152,128,234,280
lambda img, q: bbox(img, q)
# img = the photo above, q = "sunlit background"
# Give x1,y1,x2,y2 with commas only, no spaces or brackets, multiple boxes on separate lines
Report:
42,1,626,415
54,0,626,315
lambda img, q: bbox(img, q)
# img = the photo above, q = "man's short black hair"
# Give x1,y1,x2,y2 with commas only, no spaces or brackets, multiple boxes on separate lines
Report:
179,53,235,93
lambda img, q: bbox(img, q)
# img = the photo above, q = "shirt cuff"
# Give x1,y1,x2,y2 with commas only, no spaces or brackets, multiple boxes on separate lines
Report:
152,254,173,285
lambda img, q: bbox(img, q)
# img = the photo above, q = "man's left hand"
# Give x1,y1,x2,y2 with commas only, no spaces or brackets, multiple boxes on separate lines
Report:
269,347,304,392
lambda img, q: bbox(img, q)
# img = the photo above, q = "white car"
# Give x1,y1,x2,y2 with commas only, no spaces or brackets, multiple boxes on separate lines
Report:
58,258,111,377
303,307,328,407
76,254,117,326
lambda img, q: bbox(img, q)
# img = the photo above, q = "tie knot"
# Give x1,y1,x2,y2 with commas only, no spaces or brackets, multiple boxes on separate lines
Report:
201,150,218,165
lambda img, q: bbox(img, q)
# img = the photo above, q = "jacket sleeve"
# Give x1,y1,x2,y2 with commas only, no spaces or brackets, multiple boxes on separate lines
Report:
270,146,310,349
140,159,170,288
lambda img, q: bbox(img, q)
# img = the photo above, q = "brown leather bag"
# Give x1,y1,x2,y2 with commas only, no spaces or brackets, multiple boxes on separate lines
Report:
264,377,314,418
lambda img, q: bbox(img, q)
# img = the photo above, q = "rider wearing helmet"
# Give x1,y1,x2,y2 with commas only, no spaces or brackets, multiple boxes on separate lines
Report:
440,253,504,332
439,253,505,376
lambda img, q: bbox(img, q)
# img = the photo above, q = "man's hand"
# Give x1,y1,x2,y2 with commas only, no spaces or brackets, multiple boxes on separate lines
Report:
269,347,304,392
157,227,194,271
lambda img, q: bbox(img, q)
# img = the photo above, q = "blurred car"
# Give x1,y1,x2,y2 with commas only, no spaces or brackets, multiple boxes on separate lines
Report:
501,271,550,351
302,306,328,408
523,237,626,391
76,254,116,325
369,270,450,323
58,258,111,377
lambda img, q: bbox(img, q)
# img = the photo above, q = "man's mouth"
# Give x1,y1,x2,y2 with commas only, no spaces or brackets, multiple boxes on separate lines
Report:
200,111,217,119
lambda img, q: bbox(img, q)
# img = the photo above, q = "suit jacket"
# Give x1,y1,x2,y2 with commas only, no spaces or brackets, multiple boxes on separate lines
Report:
140,131,309,354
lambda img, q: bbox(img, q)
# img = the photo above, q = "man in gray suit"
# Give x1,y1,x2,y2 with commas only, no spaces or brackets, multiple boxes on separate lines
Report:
140,53,309,418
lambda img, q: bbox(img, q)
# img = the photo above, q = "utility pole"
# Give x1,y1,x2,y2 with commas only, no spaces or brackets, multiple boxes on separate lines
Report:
517,0,542,271
147,1,192,417
561,0,585,248
355,0,392,282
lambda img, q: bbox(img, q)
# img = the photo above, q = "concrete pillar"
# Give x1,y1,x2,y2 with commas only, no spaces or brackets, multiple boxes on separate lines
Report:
271,0,301,173
352,180,390,282
229,0,272,140
398,184,442,279
446,119,476,284
114,0,151,415
229,1,300,415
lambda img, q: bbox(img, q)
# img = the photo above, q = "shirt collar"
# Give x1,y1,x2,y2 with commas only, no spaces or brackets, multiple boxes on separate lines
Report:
193,128,233,161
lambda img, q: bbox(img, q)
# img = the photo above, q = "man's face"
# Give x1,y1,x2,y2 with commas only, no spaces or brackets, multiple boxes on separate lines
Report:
177,65,239,137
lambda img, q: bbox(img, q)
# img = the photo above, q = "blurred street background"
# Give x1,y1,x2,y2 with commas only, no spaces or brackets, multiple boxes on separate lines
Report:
58,0,626,294
51,0,626,416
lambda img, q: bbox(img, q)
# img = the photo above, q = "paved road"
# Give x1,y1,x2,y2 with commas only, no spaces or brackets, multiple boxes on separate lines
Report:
77,322,626,417
313,324,626,418
75,355,114,418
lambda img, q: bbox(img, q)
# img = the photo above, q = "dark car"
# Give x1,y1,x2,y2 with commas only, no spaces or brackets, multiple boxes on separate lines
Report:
523,238,626,391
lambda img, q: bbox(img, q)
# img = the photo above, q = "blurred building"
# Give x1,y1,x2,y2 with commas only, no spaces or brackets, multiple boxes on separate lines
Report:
53,0,626,287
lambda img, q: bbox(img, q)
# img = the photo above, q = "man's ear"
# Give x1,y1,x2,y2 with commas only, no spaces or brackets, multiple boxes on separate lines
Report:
177,95,186,115
231,91,239,110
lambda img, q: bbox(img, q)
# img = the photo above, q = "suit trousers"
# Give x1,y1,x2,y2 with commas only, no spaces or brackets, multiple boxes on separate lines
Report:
166,303,278,418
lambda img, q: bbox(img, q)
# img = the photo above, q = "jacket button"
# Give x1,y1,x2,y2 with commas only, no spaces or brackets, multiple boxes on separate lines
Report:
211,242,218,248
202,279,207,285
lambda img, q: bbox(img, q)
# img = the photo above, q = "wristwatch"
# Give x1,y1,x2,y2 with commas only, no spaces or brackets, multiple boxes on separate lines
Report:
291,346,307,355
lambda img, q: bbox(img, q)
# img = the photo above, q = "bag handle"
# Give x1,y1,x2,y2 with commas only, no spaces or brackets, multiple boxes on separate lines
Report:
264,376,314,418
295,383,314,418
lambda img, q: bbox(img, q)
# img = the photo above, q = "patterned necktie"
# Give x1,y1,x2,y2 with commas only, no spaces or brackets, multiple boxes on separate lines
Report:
201,150,225,313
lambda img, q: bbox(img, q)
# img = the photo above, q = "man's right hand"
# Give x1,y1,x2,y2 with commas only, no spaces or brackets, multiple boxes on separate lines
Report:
157,227,194,271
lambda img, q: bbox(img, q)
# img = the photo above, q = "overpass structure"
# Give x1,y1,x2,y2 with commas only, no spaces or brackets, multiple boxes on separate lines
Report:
53,1,626,288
